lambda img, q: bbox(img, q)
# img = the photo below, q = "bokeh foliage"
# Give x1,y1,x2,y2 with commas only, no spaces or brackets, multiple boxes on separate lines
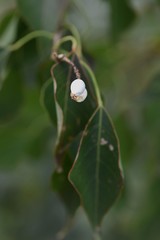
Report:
0,0,160,239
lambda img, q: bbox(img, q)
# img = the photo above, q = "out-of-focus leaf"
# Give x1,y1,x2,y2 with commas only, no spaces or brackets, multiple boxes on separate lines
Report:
0,12,18,47
11,38,41,86
69,107,123,227
53,54,98,167
107,0,136,39
41,78,57,126
0,12,19,86
0,48,10,87
0,87,49,168
67,0,109,42
52,132,82,215
144,73,160,101
114,113,136,164
0,68,23,123
52,154,80,215
17,0,62,31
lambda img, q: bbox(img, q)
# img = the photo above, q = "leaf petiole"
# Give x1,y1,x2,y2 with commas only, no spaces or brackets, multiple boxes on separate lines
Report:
7,30,53,52
53,35,78,55
80,60,103,107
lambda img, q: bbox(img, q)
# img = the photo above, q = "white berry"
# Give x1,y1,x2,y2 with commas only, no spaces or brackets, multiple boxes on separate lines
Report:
70,79,85,96
76,89,88,102
71,89,88,102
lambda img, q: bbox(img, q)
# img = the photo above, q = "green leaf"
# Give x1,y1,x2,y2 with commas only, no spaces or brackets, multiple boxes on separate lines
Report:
69,107,123,227
52,154,80,215
53,54,98,166
50,54,98,214
0,86,49,168
52,133,82,215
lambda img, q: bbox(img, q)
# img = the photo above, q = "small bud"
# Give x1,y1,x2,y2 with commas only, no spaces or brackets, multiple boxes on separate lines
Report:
70,79,85,96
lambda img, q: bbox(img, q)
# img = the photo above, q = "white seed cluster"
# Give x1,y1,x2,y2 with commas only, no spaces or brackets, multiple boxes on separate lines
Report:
70,79,88,102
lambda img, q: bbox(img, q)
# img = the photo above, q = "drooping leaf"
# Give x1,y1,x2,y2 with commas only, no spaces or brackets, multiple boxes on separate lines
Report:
49,54,98,214
53,54,98,166
52,132,82,215
52,154,80,215
69,107,123,227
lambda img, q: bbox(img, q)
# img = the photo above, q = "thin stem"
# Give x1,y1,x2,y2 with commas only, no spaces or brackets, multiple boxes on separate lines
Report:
63,56,81,79
51,52,81,79
7,30,53,52
55,217,74,240
93,232,102,240
80,60,103,107
64,23,82,57
93,227,102,240
53,35,77,53
57,0,71,29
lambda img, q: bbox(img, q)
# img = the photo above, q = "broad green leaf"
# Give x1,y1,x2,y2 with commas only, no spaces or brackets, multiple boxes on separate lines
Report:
53,54,98,166
50,54,98,214
69,107,123,227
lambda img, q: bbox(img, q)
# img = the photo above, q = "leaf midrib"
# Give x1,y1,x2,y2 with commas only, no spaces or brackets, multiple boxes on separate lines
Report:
94,107,103,224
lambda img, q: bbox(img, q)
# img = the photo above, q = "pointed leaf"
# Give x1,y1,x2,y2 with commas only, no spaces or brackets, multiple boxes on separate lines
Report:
51,55,98,214
53,54,98,166
69,107,123,227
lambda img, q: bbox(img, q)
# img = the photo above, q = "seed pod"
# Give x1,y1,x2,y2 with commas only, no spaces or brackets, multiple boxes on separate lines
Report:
70,79,85,96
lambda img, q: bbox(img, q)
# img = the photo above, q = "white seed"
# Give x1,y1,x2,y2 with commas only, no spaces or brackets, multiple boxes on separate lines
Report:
76,89,88,102
70,79,85,96
71,89,87,102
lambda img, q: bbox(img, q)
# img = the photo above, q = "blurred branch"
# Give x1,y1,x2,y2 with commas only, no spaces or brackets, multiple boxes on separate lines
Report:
7,30,53,52
57,0,71,29
55,217,74,240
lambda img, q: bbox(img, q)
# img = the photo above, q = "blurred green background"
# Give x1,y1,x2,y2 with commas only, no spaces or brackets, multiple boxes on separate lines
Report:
0,0,160,239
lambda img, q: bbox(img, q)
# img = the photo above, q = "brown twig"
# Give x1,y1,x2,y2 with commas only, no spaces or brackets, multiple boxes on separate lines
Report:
51,51,81,79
